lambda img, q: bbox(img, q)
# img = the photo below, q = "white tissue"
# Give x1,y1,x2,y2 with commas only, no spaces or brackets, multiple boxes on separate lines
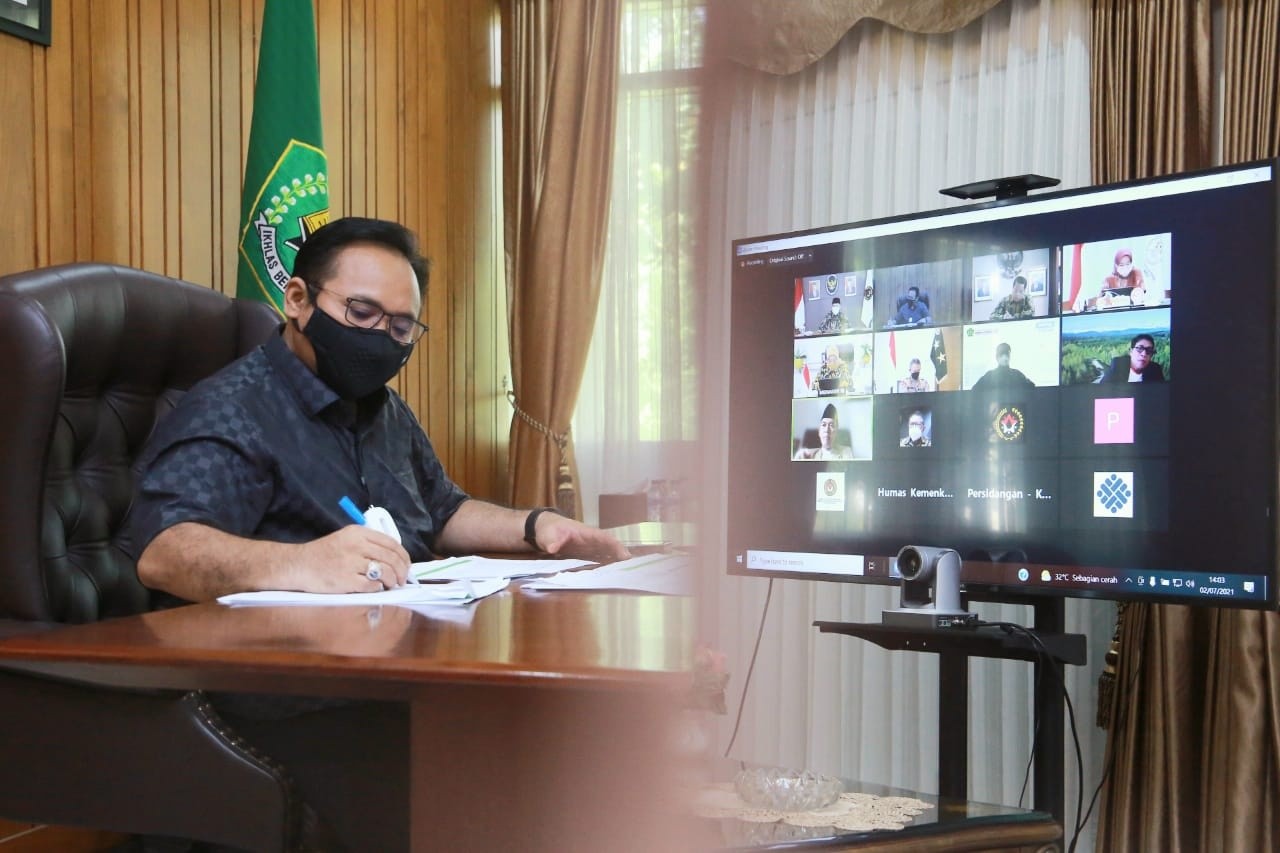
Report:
363,505,402,544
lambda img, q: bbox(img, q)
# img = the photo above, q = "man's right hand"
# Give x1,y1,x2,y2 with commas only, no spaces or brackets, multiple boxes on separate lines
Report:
137,521,414,601
293,525,413,592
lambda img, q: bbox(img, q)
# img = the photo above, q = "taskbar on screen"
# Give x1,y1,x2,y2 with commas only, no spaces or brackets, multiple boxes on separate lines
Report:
740,549,1269,604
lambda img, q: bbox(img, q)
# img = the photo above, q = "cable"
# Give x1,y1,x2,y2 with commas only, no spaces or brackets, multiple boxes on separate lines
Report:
974,620,1087,852
1015,650,1046,808
1072,636,1144,848
723,578,773,761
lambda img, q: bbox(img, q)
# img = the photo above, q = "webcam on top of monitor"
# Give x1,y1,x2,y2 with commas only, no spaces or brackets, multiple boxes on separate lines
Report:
940,174,1060,201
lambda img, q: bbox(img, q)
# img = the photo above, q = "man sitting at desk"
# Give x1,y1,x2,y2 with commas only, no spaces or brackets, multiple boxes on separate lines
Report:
123,216,626,851
889,286,931,327
817,297,850,334
128,216,625,602
989,275,1034,320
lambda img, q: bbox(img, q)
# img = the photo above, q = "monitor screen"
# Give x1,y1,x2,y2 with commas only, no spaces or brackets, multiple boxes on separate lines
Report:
725,161,1279,608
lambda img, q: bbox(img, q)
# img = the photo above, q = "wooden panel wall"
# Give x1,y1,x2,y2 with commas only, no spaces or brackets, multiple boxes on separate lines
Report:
0,0,510,501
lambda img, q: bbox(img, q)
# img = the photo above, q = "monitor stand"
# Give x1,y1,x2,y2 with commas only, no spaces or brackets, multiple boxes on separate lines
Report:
814,593,1086,830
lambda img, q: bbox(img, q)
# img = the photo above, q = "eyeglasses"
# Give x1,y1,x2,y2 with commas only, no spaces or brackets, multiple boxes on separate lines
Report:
1132,344,1155,354
308,285,429,345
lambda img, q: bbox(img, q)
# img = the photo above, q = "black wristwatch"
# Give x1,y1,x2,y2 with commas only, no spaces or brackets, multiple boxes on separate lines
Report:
524,507,560,551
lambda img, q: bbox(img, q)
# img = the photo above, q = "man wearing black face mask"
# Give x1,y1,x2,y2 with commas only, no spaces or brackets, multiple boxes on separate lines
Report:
128,216,627,602
123,217,629,850
890,285,931,327
896,357,932,392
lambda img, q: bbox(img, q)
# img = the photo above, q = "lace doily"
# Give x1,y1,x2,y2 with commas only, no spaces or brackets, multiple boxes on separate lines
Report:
692,782,933,833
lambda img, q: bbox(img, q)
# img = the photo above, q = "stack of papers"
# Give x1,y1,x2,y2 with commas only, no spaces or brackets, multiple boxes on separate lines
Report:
409,556,593,582
522,554,692,596
217,578,510,608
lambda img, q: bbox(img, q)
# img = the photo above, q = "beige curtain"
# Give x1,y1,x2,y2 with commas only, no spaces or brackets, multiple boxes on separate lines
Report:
1094,1,1280,850
1199,9,1280,852
1089,0,1211,183
1220,0,1280,162
713,0,1007,74
501,0,620,515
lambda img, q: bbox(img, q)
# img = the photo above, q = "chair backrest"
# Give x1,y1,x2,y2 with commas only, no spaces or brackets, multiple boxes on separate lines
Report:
0,263,279,624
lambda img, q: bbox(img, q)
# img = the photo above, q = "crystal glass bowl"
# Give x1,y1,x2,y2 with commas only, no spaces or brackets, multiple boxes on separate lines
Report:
733,766,843,812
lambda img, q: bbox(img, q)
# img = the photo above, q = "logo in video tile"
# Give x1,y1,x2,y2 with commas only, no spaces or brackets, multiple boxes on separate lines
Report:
816,472,845,512
1094,398,1135,444
992,405,1025,441
1093,471,1134,518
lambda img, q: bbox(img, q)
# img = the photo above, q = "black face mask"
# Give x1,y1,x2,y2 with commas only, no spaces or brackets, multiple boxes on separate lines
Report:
301,305,413,400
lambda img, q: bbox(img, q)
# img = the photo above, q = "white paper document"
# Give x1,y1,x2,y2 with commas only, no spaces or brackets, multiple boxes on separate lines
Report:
409,556,593,582
522,554,692,596
217,578,510,607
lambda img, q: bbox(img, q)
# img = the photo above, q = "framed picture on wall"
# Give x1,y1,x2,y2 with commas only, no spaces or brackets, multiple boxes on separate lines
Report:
973,274,993,302
0,0,51,46
1026,266,1047,297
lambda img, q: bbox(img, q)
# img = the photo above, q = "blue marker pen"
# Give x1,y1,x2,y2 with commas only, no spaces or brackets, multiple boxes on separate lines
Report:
339,496,367,526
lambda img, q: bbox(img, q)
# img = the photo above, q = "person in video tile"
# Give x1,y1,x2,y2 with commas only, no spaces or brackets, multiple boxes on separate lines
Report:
890,286,932,327
818,297,850,334
794,403,855,460
900,410,931,447
896,357,933,392
1101,248,1146,303
811,343,852,393
990,275,1034,321
1102,333,1165,383
972,342,1035,392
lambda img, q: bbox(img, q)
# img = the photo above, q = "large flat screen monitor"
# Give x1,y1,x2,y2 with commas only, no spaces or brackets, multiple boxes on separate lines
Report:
725,161,1279,609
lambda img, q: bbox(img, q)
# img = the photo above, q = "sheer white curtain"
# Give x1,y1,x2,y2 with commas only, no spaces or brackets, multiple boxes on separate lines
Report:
574,0,703,524
699,1,1109,849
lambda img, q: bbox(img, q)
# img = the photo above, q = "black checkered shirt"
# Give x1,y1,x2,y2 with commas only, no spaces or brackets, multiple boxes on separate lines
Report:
124,330,468,575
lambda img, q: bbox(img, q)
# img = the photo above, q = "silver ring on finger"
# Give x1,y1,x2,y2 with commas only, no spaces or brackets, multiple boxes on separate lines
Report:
365,560,383,582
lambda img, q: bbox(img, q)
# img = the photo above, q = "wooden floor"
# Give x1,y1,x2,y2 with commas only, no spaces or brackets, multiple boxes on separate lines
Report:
0,819,127,852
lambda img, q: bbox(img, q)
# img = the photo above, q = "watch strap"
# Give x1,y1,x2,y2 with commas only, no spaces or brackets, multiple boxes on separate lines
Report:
524,506,560,551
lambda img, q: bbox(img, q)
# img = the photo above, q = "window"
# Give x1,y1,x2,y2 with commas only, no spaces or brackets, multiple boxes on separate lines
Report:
574,0,704,514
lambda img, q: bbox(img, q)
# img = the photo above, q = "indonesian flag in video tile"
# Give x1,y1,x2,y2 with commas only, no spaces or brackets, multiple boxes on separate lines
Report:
794,279,805,332
1065,243,1083,311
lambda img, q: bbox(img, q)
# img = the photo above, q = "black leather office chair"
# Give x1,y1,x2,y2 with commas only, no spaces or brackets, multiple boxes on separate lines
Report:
0,263,319,851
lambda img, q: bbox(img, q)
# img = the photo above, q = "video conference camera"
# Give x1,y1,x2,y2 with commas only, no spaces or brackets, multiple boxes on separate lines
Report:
882,546,977,629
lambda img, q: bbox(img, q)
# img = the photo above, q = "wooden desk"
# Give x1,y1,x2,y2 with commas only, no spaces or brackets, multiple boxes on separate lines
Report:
0,585,697,852
0,587,1059,852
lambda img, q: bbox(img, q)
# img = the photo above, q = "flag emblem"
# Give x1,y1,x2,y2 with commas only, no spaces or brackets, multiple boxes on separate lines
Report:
236,0,328,314
239,142,329,301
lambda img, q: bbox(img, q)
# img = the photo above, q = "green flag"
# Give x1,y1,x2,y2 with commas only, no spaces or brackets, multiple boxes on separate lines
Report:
236,0,330,312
